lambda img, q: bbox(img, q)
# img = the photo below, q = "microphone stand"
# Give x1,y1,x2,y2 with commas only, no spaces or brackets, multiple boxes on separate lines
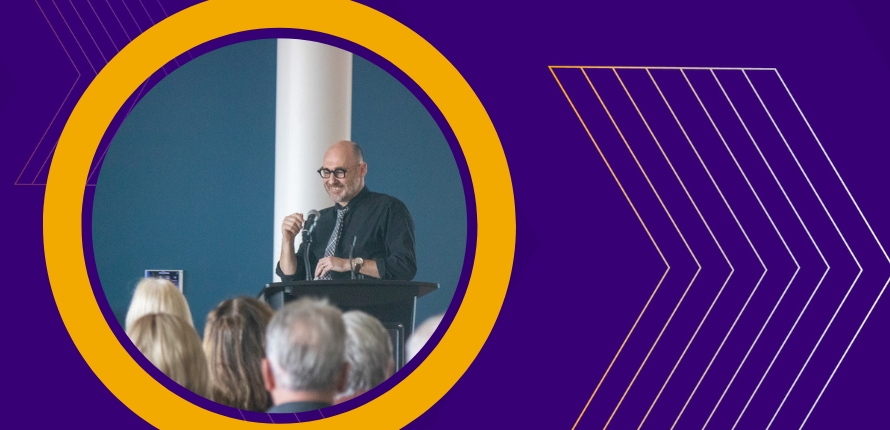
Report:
349,236,357,280
300,210,319,281
303,231,313,281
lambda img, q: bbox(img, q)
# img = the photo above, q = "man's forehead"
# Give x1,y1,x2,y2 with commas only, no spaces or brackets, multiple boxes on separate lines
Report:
322,146,355,167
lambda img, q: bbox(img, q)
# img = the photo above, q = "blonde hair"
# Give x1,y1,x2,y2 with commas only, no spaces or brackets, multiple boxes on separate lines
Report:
128,313,209,398
125,278,193,332
203,297,274,411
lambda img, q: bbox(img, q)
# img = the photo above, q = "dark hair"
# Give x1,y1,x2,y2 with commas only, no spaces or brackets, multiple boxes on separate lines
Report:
203,297,274,411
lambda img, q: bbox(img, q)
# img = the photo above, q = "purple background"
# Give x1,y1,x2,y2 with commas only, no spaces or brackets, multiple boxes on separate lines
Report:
1,0,888,428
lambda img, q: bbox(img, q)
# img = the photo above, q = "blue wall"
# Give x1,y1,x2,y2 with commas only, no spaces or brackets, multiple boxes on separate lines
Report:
92,40,466,335
351,54,467,325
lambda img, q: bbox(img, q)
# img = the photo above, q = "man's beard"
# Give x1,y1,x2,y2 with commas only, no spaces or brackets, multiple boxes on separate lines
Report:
326,182,353,203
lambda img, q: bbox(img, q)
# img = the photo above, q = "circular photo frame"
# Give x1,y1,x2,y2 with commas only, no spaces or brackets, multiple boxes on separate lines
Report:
44,1,514,427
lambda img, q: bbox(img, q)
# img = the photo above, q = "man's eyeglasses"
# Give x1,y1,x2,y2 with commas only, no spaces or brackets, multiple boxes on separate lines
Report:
317,164,361,179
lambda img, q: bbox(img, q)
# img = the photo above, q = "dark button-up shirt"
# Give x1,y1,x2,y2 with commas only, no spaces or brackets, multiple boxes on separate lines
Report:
276,186,417,281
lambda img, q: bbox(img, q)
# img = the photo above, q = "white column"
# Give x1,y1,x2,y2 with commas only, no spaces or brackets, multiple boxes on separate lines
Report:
273,39,352,280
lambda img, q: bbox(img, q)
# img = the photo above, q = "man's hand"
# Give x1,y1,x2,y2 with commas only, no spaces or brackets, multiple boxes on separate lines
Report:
279,212,305,276
281,212,305,244
315,256,350,279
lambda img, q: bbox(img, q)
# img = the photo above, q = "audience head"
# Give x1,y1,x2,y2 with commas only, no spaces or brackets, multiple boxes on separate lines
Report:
127,313,209,397
203,297,274,411
407,314,444,362
262,297,347,406
337,311,394,402
125,277,193,332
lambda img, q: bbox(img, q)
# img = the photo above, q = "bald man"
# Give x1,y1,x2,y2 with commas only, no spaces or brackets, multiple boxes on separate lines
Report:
277,141,417,281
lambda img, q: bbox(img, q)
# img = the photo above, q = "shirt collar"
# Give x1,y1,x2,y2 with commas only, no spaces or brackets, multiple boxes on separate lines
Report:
334,186,369,210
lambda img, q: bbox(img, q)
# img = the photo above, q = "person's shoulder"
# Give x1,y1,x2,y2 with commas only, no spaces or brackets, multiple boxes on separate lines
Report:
366,189,398,202
366,190,409,210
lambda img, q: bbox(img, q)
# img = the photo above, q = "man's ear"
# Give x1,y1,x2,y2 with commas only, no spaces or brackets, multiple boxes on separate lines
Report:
360,162,368,178
386,358,395,378
336,361,350,393
262,358,275,392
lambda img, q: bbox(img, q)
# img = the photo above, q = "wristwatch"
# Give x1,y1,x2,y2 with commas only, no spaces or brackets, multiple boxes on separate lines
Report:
352,257,364,273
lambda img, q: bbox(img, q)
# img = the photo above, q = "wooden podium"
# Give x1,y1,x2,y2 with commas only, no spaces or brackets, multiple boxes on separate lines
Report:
258,280,438,369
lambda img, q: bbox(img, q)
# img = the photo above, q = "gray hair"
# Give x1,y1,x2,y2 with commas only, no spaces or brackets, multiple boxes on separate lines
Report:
265,297,346,392
341,311,394,397
407,314,444,362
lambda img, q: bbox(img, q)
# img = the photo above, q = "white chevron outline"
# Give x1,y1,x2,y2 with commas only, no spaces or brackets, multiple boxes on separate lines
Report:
771,71,890,429
637,69,781,430
33,0,104,184
16,0,81,186
581,69,704,430
50,0,96,74
552,65,886,429
104,0,132,42
610,69,735,430
550,66,776,71
741,71,863,430
69,0,108,63
86,0,119,51
690,70,830,427
707,71,832,430
550,68,672,430
802,287,888,429
676,69,801,429
121,0,143,35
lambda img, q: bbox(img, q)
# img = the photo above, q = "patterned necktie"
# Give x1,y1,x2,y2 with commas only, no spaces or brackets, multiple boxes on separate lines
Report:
318,207,348,280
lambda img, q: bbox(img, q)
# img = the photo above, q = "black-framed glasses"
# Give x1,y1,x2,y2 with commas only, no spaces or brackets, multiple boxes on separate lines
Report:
317,164,361,179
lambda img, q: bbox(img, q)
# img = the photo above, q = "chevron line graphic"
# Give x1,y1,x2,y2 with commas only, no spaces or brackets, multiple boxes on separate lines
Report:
711,69,833,430
583,68,702,430
553,66,887,430
771,71,890,429
16,0,82,186
608,69,735,430
69,0,108,63
551,67,672,430
671,69,799,430
20,0,176,186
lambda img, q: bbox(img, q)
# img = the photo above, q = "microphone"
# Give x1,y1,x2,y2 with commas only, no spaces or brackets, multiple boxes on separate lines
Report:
302,209,320,241
302,209,319,281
